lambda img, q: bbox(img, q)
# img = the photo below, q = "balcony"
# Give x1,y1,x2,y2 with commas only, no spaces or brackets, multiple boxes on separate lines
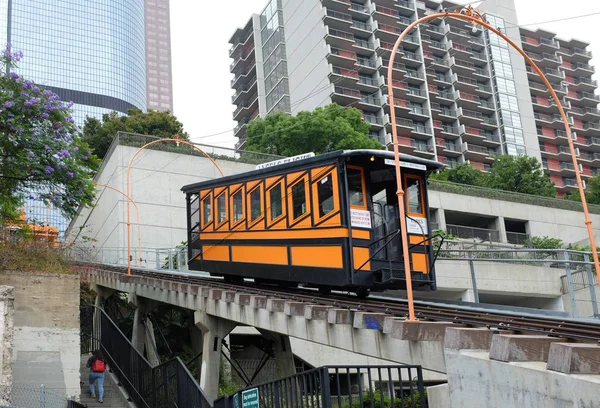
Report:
332,85,361,103
364,114,384,127
424,23,445,40
572,77,598,91
359,95,381,109
525,51,561,68
358,56,379,71
331,65,359,80
234,117,250,137
326,27,355,48
562,178,579,189
436,138,462,155
325,9,353,25
459,108,483,126
355,38,375,51
462,143,491,161
452,58,476,75
328,47,357,69
572,91,600,107
468,36,486,50
351,21,372,33
233,93,258,121
572,62,595,75
348,2,369,15
231,76,257,104
473,67,489,78
412,123,433,138
453,74,478,90
373,5,400,23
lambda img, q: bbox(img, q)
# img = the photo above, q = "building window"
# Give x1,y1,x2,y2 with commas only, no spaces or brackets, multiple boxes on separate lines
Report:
269,183,283,220
290,180,307,219
233,190,243,223
217,193,227,225
250,187,262,221
347,167,365,207
317,174,334,217
201,195,211,226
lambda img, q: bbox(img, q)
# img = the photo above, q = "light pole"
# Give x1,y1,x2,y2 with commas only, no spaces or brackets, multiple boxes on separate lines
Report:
388,5,600,321
126,134,225,275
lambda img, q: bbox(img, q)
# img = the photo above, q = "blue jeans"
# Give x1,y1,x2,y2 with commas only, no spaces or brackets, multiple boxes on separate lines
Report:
89,371,104,400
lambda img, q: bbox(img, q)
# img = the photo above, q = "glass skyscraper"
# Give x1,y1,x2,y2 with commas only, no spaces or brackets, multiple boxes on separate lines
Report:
1,0,148,124
0,0,173,239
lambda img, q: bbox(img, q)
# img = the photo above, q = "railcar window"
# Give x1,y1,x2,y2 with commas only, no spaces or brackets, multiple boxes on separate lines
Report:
217,193,227,224
291,181,307,219
317,175,334,217
190,194,200,228
406,177,423,215
233,190,243,222
250,188,261,221
347,167,365,207
201,196,211,225
269,183,283,219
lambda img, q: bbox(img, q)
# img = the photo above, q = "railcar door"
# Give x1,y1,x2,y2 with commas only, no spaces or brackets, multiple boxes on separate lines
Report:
367,165,434,290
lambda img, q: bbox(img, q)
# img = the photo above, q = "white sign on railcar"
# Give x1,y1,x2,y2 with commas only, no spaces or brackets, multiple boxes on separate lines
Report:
351,208,372,229
406,216,428,235
255,152,315,170
384,159,427,171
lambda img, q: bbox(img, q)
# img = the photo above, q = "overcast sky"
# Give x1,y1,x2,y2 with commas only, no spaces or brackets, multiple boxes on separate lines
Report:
170,0,600,149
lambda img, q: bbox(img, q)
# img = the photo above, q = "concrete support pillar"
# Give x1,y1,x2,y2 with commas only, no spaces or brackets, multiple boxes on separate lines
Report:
436,208,447,232
495,216,507,243
258,329,296,379
128,293,159,367
195,311,237,403
189,321,204,384
461,289,476,303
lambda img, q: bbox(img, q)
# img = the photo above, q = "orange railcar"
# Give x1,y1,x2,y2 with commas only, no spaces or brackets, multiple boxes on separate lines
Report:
182,150,442,297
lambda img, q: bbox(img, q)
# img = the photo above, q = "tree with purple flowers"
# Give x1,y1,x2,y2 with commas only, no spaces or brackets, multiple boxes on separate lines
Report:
0,45,100,220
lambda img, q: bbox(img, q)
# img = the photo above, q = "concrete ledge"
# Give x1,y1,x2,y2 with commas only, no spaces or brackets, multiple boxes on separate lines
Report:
284,302,305,316
266,299,286,313
223,291,236,303
547,343,600,374
250,295,266,309
444,327,500,351
426,383,449,408
235,293,251,306
386,321,461,341
327,309,352,325
353,312,387,330
209,289,223,301
304,305,331,320
489,335,567,362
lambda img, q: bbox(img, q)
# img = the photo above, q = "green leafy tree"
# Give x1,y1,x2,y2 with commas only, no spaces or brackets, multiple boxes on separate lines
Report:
82,108,189,159
0,46,99,219
566,175,600,205
245,103,383,156
485,155,555,197
431,163,485,186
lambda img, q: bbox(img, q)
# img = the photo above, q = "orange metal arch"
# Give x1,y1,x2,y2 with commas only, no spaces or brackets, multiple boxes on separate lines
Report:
96,183,143,267
389,6,600,321
126,136,225,275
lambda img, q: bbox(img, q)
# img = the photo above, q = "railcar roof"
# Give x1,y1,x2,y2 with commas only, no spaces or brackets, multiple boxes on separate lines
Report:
181,149,443,193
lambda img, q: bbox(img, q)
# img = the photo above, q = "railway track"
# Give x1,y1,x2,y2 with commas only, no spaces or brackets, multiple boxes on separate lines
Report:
78,262,600,342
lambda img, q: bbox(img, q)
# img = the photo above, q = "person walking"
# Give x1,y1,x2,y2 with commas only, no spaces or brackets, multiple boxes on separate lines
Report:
87,350,106,403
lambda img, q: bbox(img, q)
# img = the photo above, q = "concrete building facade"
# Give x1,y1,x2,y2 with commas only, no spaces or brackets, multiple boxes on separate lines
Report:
229,0,598,197
145,0,174,112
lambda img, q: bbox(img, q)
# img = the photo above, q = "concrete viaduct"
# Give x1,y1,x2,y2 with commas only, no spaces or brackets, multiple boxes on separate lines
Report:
84,266,600,408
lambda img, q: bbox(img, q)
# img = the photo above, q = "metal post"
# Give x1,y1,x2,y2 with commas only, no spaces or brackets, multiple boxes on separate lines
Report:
177,250,182,271
168,250,173,270
40,384,46,408
584,253,599,318
155,250,160,269
468,253,480,303
564,251,578,318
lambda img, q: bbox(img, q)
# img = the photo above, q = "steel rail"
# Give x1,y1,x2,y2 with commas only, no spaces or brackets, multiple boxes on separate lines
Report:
76,262,600,342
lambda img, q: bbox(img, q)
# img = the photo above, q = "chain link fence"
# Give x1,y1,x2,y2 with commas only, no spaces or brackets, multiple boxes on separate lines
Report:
0,384,73,408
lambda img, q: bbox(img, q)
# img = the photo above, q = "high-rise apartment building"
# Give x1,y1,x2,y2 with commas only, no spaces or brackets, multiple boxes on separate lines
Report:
145,0,174,112
230,0,598,196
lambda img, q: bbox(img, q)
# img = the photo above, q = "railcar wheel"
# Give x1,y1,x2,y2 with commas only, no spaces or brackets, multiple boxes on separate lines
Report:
355,288,370,299
318,287,331,296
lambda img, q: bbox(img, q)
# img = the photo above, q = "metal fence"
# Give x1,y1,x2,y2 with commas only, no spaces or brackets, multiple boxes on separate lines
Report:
0,384,72,408
446,224,500,243
214,365,427,408
83,305,211,408
69,246,189,271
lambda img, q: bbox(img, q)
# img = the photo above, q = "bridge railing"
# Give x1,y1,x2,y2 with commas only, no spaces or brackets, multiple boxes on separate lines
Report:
70,246,189,271
214,365,426,408
83,305,211,408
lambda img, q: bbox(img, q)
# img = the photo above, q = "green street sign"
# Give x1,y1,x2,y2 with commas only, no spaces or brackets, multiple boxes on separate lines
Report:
233,393,239,408
241,388,259,408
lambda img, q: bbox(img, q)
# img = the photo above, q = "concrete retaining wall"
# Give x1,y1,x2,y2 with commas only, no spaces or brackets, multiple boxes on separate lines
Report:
0,286,14,393
0,272,80,399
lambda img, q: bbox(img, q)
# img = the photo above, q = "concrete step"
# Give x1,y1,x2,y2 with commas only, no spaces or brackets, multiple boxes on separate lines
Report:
80,356,132,408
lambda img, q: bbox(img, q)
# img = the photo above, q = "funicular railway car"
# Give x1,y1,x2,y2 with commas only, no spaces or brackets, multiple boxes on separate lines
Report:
182,150,443,297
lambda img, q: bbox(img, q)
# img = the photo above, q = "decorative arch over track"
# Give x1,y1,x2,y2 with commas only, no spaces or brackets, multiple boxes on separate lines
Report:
388,5,600,321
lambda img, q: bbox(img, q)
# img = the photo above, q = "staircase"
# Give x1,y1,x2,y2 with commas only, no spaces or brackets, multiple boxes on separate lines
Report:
79,355,131,407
